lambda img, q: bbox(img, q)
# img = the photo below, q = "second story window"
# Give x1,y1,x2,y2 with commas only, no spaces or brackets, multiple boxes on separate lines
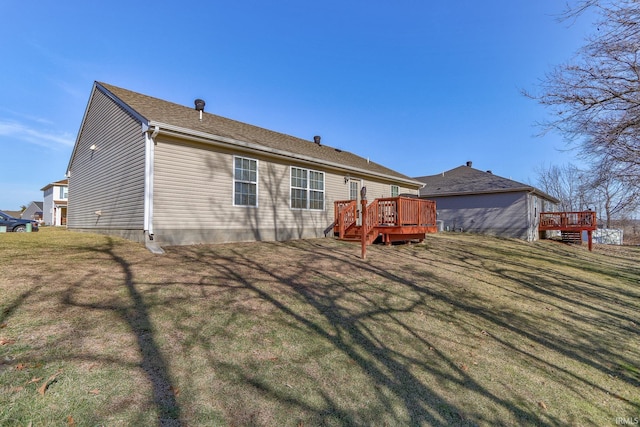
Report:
59,186,68,199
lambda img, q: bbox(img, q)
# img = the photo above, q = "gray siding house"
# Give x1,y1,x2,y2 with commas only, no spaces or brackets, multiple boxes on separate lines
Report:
21,201,43,223
415,162,559,241
67,82,423,248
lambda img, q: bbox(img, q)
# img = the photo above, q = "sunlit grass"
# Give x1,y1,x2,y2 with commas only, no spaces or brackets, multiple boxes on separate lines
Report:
1,228,639,426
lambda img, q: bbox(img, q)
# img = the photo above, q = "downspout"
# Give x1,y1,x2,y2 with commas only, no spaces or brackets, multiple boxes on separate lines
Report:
144,125,164,253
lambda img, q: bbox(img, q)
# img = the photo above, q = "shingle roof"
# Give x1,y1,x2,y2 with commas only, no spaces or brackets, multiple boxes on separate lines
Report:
40,179,69,192
2,210,22,218
415,165,559,202
96,82,420,186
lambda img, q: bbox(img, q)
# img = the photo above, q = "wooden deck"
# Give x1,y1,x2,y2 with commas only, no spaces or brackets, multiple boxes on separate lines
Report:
334,197,437,257
539,211,597,251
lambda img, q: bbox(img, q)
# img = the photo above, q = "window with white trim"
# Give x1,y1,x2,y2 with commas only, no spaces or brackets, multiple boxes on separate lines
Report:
291,167,324,210
234,156,258,206
391,185,399,197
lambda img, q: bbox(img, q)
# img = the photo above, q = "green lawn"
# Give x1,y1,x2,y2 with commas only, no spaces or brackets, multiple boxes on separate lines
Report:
1,228,639,426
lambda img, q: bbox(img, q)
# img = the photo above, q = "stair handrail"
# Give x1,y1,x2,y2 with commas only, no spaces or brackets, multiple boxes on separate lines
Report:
363,199,379,244
335,200,357,239
360,197,379,259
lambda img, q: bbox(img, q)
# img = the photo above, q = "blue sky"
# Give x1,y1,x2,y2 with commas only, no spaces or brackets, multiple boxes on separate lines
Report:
0,1,596,209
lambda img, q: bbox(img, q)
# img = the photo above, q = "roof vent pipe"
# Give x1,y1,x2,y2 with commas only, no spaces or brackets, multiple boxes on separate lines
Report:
194,99,205,121
466,161,472,167
313,135,321,145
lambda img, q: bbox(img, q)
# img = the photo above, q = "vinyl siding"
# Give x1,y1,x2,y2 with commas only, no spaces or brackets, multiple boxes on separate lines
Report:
151,138,416,245
152,138,327,244
431,192,531,239
42,188,54,226
67,88,146,230
332,179,418,202
362,182,418,200
20,204,40,221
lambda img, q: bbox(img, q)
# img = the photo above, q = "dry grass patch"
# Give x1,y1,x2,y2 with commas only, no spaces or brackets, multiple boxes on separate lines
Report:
1,228,639,426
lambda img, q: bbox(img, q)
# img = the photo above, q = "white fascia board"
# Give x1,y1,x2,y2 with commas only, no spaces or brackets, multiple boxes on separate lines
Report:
149,121,422,188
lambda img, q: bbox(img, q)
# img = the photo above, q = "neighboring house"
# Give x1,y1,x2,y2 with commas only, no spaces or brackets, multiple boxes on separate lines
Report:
41,179,68,226
415,162,559,241
66,82,423,248
21,201,43,223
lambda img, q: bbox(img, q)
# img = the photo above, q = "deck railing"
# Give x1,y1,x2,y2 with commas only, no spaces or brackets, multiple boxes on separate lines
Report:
363,199,379,244
539,211,596,231
377,198,398,225
373,197,437,227
401,197,436,227
334,200,357,239
334,197,437,237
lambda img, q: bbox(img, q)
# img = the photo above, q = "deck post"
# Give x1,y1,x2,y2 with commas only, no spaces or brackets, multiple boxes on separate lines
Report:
361,188,367,259
539,211,597,251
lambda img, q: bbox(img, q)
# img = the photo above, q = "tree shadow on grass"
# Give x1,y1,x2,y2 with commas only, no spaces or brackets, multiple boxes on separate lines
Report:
12,232,635,426
62,238,183,427
172,239,574,426
1,284,43,326
400,239,640,395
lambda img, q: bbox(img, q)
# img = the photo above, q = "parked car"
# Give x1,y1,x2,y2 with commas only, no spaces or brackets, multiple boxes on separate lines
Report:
0,211,39,232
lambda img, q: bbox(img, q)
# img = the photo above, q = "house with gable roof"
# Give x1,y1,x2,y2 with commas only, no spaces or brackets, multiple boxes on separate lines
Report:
66,82,425,250
41,179,68,226
415,162,560,241
21,201,44,223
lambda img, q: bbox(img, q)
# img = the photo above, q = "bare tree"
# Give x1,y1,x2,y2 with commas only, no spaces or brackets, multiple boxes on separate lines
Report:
535,159,640,227
527,0,640,185
535,163,587,211
559,0,601,20
583,157,640,227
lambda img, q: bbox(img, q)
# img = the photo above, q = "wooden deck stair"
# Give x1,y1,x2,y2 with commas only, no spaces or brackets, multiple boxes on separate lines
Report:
334,197,437,255
539,211,597,251
561,231,583,244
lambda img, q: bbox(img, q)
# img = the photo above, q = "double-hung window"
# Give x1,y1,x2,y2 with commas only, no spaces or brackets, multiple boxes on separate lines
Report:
234,156,258,206
391,185,399,197
291,167,324,210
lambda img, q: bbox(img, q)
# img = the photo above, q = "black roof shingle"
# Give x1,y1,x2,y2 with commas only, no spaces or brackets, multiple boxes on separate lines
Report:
415,165,559,202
